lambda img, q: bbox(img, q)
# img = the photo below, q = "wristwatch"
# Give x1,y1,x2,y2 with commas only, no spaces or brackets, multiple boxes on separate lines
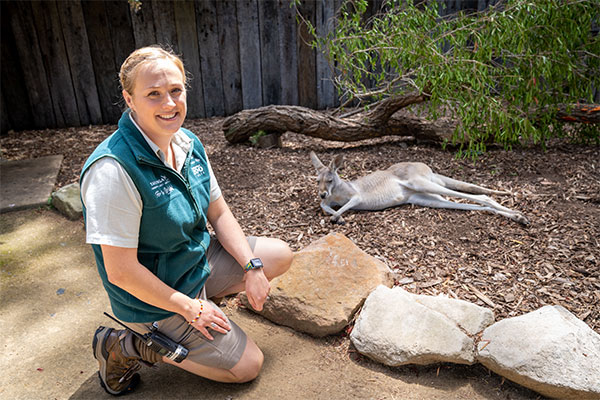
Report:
243,258,264,272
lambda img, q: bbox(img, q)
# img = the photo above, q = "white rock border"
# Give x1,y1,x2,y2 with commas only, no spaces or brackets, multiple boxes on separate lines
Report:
350,285,600,400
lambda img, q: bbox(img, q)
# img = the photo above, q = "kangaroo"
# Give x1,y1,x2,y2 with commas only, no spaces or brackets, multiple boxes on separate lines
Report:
309,151,529,225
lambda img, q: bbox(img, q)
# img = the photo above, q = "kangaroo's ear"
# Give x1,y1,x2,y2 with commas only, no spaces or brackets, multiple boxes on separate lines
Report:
331,154,344,171
310,151,326,172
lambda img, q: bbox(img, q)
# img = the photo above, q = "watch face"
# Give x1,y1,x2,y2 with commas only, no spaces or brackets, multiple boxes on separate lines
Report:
251,258,263,268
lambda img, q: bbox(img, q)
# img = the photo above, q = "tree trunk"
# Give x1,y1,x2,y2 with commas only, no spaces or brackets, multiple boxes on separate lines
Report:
222,92,456,144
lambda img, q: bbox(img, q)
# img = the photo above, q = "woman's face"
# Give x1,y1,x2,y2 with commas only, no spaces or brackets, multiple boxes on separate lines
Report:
123,59,187,141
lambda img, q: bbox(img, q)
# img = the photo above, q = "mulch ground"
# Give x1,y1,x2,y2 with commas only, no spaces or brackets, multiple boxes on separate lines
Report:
2,117,599,335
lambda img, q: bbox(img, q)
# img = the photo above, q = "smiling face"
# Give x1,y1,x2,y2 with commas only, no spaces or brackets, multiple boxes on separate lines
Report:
122,58,187,144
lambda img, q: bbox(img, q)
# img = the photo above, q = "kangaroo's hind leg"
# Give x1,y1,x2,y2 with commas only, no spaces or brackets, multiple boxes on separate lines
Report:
407,178,529,224
432,173,509,195
408,193,495,212
407,193,528,222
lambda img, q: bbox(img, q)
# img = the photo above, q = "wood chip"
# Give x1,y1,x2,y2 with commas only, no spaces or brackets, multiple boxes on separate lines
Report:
419,278,444,288
465,284,496,308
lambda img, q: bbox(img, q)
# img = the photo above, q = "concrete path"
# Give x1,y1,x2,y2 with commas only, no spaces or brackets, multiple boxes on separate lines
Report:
0,208,540,400
0,155,63,212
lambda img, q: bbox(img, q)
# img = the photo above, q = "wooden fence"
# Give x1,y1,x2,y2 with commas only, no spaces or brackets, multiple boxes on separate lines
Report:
1,0,350,133
1,0,512,134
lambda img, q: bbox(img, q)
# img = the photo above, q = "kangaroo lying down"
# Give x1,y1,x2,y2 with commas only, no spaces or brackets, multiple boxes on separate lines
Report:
310,151,529,225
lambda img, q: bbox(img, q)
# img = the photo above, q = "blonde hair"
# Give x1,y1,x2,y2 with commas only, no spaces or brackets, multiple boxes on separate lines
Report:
119,45,186,95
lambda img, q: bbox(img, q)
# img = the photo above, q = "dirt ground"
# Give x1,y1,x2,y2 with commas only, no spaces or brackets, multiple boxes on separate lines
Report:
1,209,542,399
1,117,598,399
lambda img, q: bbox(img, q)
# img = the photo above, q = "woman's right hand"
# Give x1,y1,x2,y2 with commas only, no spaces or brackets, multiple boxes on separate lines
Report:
186,299,231,340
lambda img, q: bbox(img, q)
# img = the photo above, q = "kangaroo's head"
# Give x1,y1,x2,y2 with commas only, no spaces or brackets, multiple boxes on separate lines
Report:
309,151,344,199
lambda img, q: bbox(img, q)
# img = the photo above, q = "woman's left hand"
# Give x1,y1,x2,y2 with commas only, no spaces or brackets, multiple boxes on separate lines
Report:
244,268,270,311
187,300,231,340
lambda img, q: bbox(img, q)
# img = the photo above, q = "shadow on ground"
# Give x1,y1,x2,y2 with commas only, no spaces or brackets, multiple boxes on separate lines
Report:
1,208,541,399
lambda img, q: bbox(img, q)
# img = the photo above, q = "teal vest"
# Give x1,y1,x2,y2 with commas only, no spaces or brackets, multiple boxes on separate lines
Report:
80,111,212,322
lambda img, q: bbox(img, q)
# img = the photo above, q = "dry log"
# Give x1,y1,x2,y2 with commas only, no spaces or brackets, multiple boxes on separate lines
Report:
223,92,456,144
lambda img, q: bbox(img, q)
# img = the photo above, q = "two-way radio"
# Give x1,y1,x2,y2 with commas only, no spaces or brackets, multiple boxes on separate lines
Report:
103,312,188,363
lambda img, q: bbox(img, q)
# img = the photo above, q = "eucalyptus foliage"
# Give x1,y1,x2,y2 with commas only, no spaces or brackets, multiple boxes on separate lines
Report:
303,0,600,151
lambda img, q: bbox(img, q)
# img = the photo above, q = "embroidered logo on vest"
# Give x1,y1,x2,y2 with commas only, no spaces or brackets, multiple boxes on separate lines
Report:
190,157,205,177
150,175,174,198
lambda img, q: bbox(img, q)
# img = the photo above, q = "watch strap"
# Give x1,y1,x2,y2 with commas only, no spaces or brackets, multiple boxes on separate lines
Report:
243,258,263,272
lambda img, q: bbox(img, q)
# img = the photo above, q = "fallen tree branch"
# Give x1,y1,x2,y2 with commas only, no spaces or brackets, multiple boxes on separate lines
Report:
222,92,453,143
366,92,430,125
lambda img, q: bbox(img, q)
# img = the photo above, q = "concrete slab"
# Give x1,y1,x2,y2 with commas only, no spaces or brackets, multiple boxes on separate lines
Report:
0,155,63,213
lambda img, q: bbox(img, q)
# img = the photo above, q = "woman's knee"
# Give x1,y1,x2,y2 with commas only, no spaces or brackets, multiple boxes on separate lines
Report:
272,238,293,274
256,238,293,278
230,339,264,382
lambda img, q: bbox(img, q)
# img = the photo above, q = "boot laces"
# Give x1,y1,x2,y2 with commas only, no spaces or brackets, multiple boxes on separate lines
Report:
118,361,142,384
109,332,142,384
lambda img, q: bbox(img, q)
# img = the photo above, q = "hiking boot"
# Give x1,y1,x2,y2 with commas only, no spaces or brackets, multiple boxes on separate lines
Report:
93,326,141,396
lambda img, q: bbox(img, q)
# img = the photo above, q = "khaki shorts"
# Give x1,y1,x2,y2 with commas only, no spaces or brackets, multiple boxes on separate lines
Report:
126,236,257,370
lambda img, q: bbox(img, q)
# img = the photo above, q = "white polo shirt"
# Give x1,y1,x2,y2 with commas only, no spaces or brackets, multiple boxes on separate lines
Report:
81,115,221,248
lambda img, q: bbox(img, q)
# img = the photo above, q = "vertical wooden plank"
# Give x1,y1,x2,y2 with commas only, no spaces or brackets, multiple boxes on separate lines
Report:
196,0,225,117
7,1,55,128
237,0,262,109
435,0,445,15
278,0,299,105
367,0,383,17
296,0,317,109
258,0,282,105
459,0,479,13
58,1,102,126
441,0,452,15
1,3,34,130
482,0,498,9
452,0,460,14
316,0,336,109
81,1,122,123
216,0,243,115
361,0,376,25
332,0,343,107
152,0,179,52
1,89,10,133
362,0,382,96
130,0,157,48
174,0,205,118
105,1,136,68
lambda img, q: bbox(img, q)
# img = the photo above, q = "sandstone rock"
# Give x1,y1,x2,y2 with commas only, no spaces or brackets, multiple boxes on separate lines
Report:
477,305,600,400
51,183,82,220
350,285,477,366
410,293,494,336
242,232,393,337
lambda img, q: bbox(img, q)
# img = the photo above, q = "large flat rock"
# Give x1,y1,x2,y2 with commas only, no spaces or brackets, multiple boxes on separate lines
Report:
350,286,486,366
0,155,63,212
242,232,394,336
477,305,600,400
